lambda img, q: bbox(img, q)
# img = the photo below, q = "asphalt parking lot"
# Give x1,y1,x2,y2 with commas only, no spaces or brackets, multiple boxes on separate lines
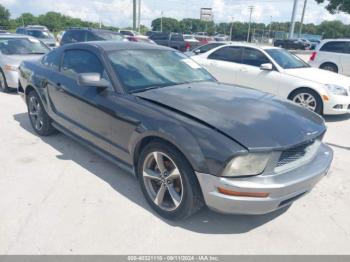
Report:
0,88,350,254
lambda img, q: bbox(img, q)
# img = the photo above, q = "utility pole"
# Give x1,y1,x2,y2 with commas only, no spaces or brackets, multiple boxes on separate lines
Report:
299,0,308,38
137,0,141,33
133,0,137,31
268,16,272,39
247,6,254,42
160,11,163,32
289,0,299,39
229,16,234,41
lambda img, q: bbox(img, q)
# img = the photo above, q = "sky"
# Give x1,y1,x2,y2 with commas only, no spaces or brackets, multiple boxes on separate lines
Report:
2,0,350,27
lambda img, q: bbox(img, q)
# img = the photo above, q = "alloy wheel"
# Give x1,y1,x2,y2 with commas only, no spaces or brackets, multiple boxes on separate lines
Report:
29,96,44,131
142,151,183,211
292,93,317,112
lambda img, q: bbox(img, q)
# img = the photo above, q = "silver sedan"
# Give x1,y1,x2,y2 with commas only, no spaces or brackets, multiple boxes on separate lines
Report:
0,34,50,92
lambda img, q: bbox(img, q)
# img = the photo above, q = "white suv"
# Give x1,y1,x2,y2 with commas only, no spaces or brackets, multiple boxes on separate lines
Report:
309,39,350,76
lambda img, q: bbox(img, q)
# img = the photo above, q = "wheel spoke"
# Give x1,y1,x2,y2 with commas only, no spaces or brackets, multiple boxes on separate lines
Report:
143,169,161,181
167,184,181,208
153,152,166,173
35,119,41,130
154,184,167,206
167,167,180,181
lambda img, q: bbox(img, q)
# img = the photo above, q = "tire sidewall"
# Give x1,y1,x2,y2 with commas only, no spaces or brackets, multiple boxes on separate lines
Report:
0,69,9,93
137,142,198,220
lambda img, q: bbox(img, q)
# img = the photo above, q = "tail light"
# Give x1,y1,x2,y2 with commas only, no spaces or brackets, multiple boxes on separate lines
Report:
185,41,191,51
310,51,317,61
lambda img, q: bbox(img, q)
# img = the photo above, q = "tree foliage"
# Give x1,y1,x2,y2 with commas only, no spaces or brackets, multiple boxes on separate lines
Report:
315,0,350,14
0,4,10,29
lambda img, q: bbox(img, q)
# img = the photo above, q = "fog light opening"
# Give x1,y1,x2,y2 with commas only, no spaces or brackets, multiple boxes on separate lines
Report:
333,104,343,110
217,187,269,198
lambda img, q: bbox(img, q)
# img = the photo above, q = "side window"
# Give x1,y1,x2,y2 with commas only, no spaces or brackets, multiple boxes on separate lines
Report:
62,31,86,44
320,41,347,53
208,46,242,63
150,33,169,40
41,49,60,70
61,50,109,81
242,48,270,67
170,34,183,41
86,32,101,41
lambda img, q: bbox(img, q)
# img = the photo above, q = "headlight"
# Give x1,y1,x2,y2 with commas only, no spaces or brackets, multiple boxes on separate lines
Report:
4,64,18,72
325,84,348,96
222,153,271,177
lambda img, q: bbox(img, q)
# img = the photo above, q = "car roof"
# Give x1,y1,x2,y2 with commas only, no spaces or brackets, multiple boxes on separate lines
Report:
66,41,173,52
0,33,33,39
217,42,280,50
320,38,350,43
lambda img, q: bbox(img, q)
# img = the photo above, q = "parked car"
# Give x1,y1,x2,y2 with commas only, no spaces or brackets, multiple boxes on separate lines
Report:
192,43,350,115
309,39,350,76
183,34,199,43
18,41,332,219
119,29,155,44
0,34,50,92
16,26,57,48
185,42,226,56
308,39,321,50
60,28,125,46
0,30,10,34
148,32,199,51
214,34,229,41
274,39,310,50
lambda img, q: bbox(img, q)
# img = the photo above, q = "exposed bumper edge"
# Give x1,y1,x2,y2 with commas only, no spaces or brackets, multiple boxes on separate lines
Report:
195,143,333,215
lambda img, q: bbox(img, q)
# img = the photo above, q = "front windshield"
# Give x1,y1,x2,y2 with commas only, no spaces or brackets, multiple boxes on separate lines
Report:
95,32,124,41
0,38,50,55
265,48,309,69
27,30,53,39
108,49,215,93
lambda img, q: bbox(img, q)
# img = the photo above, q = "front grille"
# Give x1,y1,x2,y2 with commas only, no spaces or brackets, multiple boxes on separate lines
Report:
276,140,315,168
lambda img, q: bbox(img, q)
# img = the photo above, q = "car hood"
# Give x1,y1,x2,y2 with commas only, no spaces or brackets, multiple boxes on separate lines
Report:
3,54,43,67
285,67,350,87
136,82,325,151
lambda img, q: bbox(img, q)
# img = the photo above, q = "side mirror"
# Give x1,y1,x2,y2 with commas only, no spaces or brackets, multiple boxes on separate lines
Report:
194,49,201,55
260,63,273,71
77,73,109,88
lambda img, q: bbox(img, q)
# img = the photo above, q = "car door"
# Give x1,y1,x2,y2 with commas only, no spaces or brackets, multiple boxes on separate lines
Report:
237,47,284,96
198,46,242,84
341,42,350,75
47,48,116,154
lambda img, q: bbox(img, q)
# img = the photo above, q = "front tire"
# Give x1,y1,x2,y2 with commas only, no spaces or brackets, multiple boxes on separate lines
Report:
27,90,57,136
0,70,9,93
137,141,204,220
290,88,323,115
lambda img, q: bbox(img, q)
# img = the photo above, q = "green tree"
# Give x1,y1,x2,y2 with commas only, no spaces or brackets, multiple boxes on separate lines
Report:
315,0,350,14
16,13,38,27
151,17,180,32
0,4,10,29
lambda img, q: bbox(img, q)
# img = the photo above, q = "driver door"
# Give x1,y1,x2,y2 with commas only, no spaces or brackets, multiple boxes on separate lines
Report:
47,48,114,153
235,47,283,96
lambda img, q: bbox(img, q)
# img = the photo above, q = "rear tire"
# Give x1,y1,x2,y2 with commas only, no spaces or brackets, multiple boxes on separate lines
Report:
289,88,323,115
0,70,9,93
320,63,338,73
137,141,204,220
27,90,57,136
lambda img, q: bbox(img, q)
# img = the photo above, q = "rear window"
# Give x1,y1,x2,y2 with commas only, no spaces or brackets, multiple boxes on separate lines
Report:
149,33,169,40
320,41,347,53
208,46,242,63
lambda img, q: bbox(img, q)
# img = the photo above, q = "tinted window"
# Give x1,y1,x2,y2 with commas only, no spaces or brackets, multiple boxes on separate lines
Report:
208,46,242,63
26,30,53,39
62,30,86,44
120,30,133,36
320,41,347,53
86,31,100,41
242,48,270,67
42,49,60,70
170,33,183,41
265,48,309,69
196,43,224,53
149,33,169,40
108,50,214,93
61,50,105,78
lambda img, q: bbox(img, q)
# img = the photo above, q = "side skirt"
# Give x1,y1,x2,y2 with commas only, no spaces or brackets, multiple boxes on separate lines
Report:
52,122,136,177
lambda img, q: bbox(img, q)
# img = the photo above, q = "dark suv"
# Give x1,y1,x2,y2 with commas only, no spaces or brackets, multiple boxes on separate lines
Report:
60,28,124,46
148,32,200,52
16,26,56,48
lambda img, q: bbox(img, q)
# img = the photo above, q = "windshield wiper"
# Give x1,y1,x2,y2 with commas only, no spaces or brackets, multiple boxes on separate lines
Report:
130,85,168,94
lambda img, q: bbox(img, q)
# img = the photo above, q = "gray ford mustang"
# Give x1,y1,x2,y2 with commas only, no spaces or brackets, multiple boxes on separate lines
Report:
18,41,333,220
